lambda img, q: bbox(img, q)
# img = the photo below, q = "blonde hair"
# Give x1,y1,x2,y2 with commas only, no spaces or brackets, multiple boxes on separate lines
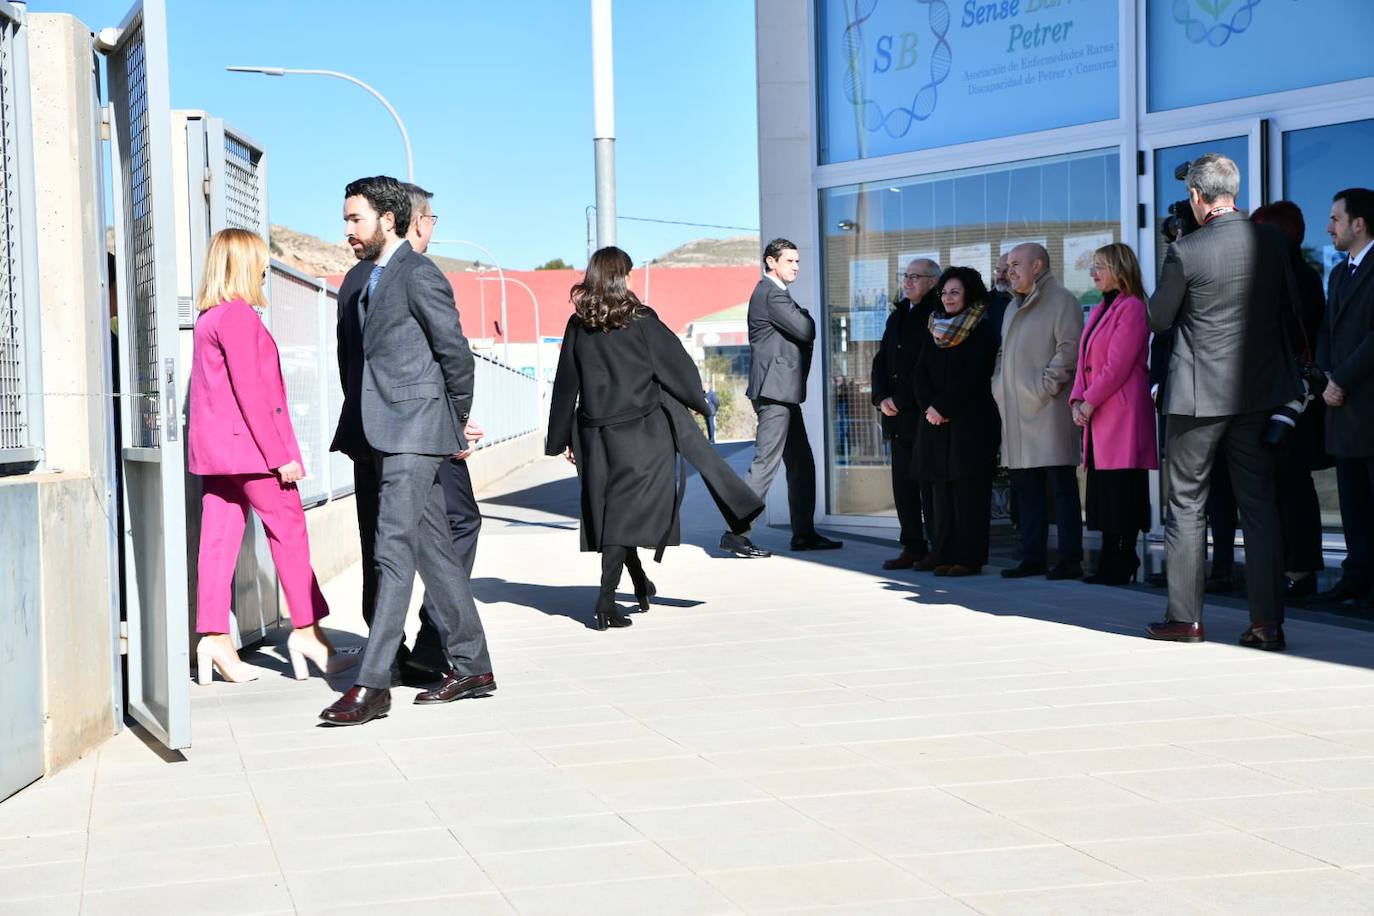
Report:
1093,242,1146,301
195,228,270,313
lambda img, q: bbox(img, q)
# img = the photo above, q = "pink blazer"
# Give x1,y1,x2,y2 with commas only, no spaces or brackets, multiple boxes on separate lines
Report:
1069,293,1158,471
187,299,304,476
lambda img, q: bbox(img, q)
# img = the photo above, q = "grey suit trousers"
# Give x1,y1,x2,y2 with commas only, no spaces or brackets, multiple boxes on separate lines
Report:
356,451,492,690
743,399,816,538
1163,411,1283,626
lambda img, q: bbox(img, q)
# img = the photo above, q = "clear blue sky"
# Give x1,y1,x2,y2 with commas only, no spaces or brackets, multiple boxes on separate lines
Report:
33,0,761,268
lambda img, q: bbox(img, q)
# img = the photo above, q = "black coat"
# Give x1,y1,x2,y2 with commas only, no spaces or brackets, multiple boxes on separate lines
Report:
1281,253,1332,472
546,308,762,555
745,279,815,404
910,313,1001,482
1318,250,1374,458
870,291,936,440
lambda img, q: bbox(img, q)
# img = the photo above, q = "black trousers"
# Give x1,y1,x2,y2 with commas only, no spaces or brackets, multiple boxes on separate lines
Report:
743,400,816,538
1276,464,1324,574
929,476,992,568
1163,411,1283,625
1008,466,1083,566
1205,444,1237,575
889,435,930,552
355,455,484,672
1335,456,1374,587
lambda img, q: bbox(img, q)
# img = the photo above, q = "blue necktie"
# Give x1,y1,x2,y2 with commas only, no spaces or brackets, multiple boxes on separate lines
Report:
367,264,384,299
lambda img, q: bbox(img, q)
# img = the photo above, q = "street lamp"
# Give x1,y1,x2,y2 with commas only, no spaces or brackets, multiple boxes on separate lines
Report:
477,275,542,385
432,239,507,365
226,66,414,181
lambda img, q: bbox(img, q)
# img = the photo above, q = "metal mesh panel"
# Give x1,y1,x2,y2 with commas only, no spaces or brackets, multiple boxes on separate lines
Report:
268,266,326,504
324,287,352,498
222,132,262,233
0,24,24,450
112,21,161,448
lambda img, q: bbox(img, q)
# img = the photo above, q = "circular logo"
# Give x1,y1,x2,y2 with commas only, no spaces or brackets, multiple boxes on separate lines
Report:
1172,0,1262,47
841,0,953,140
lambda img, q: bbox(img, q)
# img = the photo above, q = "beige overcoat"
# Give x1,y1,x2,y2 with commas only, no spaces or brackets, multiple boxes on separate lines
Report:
992,272,1083,469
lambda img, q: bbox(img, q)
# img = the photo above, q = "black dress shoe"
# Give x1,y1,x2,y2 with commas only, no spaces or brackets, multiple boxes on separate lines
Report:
720,532,771,558
414,671,497,705
791,534,844,551
1204,573,1236,594
1046,561,1083,581
319,686,391,726
1145,620,1205,642
1239,623,1285,651
1001,562,1047,579
394,657,444,688
1284,575,1318,598
882,548,926,570
1319,578,1368,603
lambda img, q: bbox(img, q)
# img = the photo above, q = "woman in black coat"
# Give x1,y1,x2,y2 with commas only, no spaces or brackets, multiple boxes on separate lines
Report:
547,247,763,629
911,267,1002,576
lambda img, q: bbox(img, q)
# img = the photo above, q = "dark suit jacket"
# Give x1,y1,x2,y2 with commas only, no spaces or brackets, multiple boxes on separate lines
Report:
329,241,473,458
1148,211,1300,417
870,291,937,440
1318,250,1374,457
744,278,815,404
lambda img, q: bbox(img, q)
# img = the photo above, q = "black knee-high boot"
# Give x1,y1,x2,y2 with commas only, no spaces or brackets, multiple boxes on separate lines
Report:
595,547,633,630
1085,533,1120,584
623,547,656,611
1115,531,1141,583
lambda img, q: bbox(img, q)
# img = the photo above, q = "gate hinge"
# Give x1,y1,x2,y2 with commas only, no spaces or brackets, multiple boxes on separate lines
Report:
99,107,111,142
118,620,128,656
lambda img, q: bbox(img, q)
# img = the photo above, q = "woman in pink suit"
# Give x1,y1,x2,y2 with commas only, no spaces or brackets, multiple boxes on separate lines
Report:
1069,242,1158,585
188,228,352,684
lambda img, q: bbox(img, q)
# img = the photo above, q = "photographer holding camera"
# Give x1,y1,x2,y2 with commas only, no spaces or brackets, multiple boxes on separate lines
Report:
1145,153,1302,651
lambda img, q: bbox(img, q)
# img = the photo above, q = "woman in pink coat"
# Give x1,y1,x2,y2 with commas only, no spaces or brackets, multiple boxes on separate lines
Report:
1069,242,1158,585
188,228,352,684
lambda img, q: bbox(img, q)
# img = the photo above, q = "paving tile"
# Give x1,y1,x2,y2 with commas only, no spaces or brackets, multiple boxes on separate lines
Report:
959,882,1212,915
621,800,818,840
79,875,294,916
943,776,1148,814
1002,802,1224,844
1258,823,1374,868
0,832,85,868
272,826,466,873
769,901,978,915
475,840,688,890
893,844,1133,896
587,776,773,812
1188,791,1374,831
703,745,870,775
1168,867,1374,915
0,895,81,916
1098,765,1303,801
1249,756,1374,791
656,826,870,873
0,862,84,902
787,787,983,826
298,893,516,916
502,874,740,916
832,810,1054,857
447,812,644,856
82,841,281,893
427,788,610,825
262,799,443,842
1076,830,1328,880
743,764,929,798
84,813,269,859
702,858,943,911
284,857,495,910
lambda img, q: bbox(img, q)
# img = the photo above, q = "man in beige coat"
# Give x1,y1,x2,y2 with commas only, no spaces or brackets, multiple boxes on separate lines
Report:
993,242,1085,579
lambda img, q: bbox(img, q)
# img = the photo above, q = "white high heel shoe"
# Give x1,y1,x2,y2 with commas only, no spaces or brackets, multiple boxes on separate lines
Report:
195,638,261,686
286,631,360,680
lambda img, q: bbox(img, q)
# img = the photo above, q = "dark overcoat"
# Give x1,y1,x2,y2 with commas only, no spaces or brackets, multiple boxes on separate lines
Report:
870,291,936,440
1317,249,1374,458
910,314,1001,482
546,307,763,556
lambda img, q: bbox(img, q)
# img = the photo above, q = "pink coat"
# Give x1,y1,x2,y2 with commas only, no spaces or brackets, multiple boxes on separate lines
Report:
1069,293,1158,471
187,299,304,476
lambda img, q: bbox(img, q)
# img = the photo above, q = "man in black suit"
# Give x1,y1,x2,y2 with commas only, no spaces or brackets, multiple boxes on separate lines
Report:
1318,187,1374,604
1145,153,1301,650
322,176,494,725
720,238,841,557
871,257,941,569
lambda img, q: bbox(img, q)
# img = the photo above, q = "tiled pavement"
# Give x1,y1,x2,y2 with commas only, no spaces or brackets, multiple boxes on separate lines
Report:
5,449,1374,915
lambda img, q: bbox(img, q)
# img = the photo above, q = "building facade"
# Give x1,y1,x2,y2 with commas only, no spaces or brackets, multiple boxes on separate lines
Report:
756,0,1374,537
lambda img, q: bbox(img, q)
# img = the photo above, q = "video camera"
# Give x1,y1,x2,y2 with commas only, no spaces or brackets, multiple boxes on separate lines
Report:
1161,160,1200,243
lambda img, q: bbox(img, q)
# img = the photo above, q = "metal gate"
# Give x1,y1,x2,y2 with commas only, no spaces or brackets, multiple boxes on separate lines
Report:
106,0,190,750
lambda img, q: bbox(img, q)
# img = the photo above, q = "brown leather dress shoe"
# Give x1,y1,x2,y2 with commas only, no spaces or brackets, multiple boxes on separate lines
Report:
883,549,926,571
414,671,497,705
914,555,940,572
319,686,391,726
1239,623,1285,651
944,564,981,577
933,564,954,576
1145,620,1205,642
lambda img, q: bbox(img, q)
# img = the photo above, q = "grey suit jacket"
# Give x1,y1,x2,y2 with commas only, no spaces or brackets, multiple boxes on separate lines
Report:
745,278,815,404
1148,211,1300,417
351,241,474,455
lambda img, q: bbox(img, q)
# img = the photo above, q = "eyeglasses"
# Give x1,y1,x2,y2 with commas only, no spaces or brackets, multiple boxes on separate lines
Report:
421,213,439,225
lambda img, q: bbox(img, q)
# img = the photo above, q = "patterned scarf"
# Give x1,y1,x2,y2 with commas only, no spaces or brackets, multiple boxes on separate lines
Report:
928,302,987,349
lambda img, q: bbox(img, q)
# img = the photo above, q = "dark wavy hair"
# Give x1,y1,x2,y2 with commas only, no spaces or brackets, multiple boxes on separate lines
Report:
344,175,412,236
1251,200,1305,252
936,266,988,311
571,246,643,331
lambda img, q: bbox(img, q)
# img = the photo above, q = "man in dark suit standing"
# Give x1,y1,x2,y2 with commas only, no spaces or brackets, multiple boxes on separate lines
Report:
1145,153,1301,649
322,176,494,725
720,238,842,557
1318,187,1374,604
871,257,941,569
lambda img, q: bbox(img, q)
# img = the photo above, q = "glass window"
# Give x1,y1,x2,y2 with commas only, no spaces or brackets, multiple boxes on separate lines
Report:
816,0,1120,164
1147,1,1374,112
1151,135,1249,275
819,148,1121,516
1282,117,1374,528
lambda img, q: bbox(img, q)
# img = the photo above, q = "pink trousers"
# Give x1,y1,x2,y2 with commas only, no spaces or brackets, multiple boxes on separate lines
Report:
196,473,330,634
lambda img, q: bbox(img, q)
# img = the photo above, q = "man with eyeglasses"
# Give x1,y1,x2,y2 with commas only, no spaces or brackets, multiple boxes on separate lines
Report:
871,258,941,569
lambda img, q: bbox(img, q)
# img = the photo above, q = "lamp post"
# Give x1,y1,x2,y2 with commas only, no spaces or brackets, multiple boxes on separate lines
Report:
226,66,413,181
477,275,542,385
590,0,616,247
432,239,507,365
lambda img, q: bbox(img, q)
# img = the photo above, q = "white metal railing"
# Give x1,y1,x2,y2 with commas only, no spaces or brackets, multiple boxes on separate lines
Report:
472,351,540,447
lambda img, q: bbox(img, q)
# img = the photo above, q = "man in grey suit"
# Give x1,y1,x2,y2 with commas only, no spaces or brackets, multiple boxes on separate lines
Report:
1145,153,1301,649
321,176,494,726
720,238,842,557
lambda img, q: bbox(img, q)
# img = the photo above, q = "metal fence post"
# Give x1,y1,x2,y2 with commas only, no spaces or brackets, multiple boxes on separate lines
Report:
315,281,331,501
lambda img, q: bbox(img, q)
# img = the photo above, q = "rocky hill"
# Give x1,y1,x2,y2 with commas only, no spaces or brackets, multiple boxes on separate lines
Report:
653,234,760,268
269,224,476,276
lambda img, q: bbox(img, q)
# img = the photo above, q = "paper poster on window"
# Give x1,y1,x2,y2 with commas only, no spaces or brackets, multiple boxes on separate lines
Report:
949,242,992,287
999,238,1047,256
1063,232,1114,300
849,258,890,342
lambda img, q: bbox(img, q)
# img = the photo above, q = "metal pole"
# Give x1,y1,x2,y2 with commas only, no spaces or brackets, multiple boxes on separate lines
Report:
585,204,596,262
226,66,414,181
643,259,651,306
432,239,507,365
478,275,541,385
590,0,616,248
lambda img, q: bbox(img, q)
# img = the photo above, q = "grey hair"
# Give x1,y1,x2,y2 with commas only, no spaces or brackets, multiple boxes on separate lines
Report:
1186,153,1241,205
401,181,433,215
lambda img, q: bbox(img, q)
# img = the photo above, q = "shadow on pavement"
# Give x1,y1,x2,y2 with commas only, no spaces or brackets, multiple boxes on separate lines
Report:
471,576,703,628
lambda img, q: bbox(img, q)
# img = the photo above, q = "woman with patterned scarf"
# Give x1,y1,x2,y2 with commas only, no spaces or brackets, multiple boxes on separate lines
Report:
911,266,1003,576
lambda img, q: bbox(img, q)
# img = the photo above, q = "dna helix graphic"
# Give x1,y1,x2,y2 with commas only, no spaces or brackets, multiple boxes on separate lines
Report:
1171,0,1262,47
841,0,953,141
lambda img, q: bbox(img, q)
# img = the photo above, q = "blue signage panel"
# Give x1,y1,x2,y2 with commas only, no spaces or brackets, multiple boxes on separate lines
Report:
817,0,1120,163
